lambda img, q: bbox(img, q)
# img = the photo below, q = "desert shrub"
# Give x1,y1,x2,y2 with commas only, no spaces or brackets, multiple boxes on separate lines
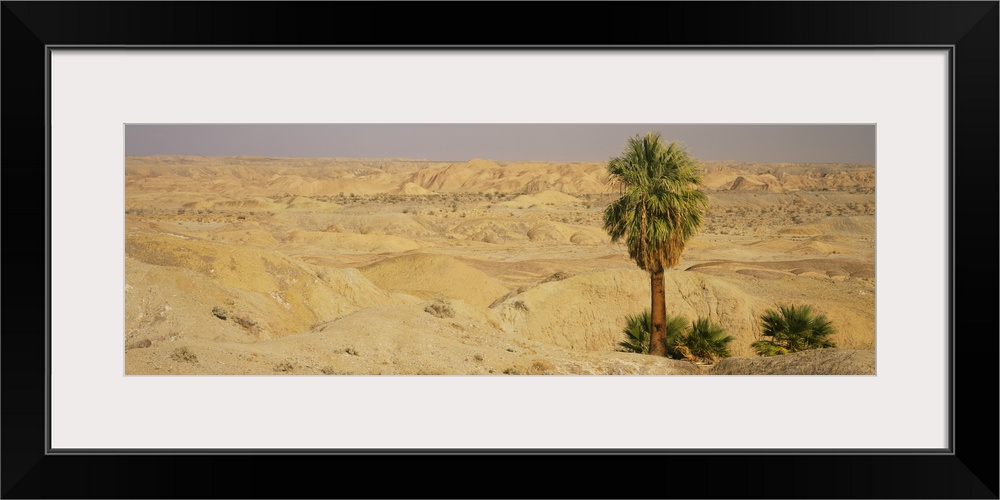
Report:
684,318,735,362
617,310,733,363
125,339,152,350
212,306,228,320
752,304,836,356
616,309,688,357
424,299,456,318
617,310,651,354
171,347,198,363
527,359,556,374
232,314,257,329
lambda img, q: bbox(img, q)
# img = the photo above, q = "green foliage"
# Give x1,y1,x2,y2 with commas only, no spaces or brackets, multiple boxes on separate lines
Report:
617,310,651,354
752,304,836,356
685,318,735,361
662,316,691,359
750,342,789,357
618,310,733,363
602,132,708,272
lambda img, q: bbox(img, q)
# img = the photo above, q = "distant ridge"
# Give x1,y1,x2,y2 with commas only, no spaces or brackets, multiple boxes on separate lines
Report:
126,156,874,196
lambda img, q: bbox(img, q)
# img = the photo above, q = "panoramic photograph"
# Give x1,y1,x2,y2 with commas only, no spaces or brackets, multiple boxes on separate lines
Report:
124,124,876,375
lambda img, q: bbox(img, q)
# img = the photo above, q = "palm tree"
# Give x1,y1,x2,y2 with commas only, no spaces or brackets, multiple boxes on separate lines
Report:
603,132,708,356
752,304,837,356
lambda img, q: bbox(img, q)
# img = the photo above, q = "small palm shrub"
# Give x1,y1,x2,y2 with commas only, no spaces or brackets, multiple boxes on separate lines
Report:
618,310,651,354
684,318,734,362
752,304,836,356
618,310,688,355
662,316,691,360
618,310,732,363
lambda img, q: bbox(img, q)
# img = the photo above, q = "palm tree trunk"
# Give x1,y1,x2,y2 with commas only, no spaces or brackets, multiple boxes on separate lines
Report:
649,269,668,356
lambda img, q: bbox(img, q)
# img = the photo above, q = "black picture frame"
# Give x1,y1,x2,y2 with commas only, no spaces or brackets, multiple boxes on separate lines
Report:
3,2,996,498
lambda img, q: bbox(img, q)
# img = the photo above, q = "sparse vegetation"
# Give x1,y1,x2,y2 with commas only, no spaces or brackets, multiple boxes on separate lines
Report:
618,309,733,363
618,309,685,355
125,338,152,350
212,306,228,320
232,314,256,329
171,347,198,363
752,304,836,356
527,359,556,374
273,360,295,372
424,299,456,318
684,318,735,362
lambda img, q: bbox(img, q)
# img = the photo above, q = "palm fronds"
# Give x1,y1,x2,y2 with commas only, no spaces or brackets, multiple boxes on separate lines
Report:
603,132,708,272
618,310,652,354
618,310,733,364
754,304,837,356
684,318,735,362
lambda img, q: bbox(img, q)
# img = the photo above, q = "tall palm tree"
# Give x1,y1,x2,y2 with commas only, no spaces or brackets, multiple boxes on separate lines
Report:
603,132,708,356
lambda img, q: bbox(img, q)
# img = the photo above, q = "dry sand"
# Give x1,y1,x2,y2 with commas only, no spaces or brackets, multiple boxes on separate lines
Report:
124,156,875,375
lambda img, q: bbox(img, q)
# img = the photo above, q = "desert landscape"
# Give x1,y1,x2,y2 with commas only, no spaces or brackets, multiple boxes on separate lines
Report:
124,155,875,375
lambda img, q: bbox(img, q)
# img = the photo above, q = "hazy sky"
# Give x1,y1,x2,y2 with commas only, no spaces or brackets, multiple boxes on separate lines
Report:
125,124,876,164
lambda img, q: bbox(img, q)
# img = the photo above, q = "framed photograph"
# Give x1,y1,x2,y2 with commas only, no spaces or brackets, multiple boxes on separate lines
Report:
3,2,996,498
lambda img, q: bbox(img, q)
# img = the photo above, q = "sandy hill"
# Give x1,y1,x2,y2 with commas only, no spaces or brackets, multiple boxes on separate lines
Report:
284,229,424,254
445,217,607,246
125,229,392,340
178,196,342,212
126,156,874,199
775,215,875,245
489,268,772,354
701,161,874,192
728,175,784,193
487,263,873,358
209,225,281,249
496,190,582,209
321,213,435,237
359,253,510,307
391,182,437,195
405,159,607,194
285,196,341,211
125,156,444,197
405,158,505,192
126,293,704,375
